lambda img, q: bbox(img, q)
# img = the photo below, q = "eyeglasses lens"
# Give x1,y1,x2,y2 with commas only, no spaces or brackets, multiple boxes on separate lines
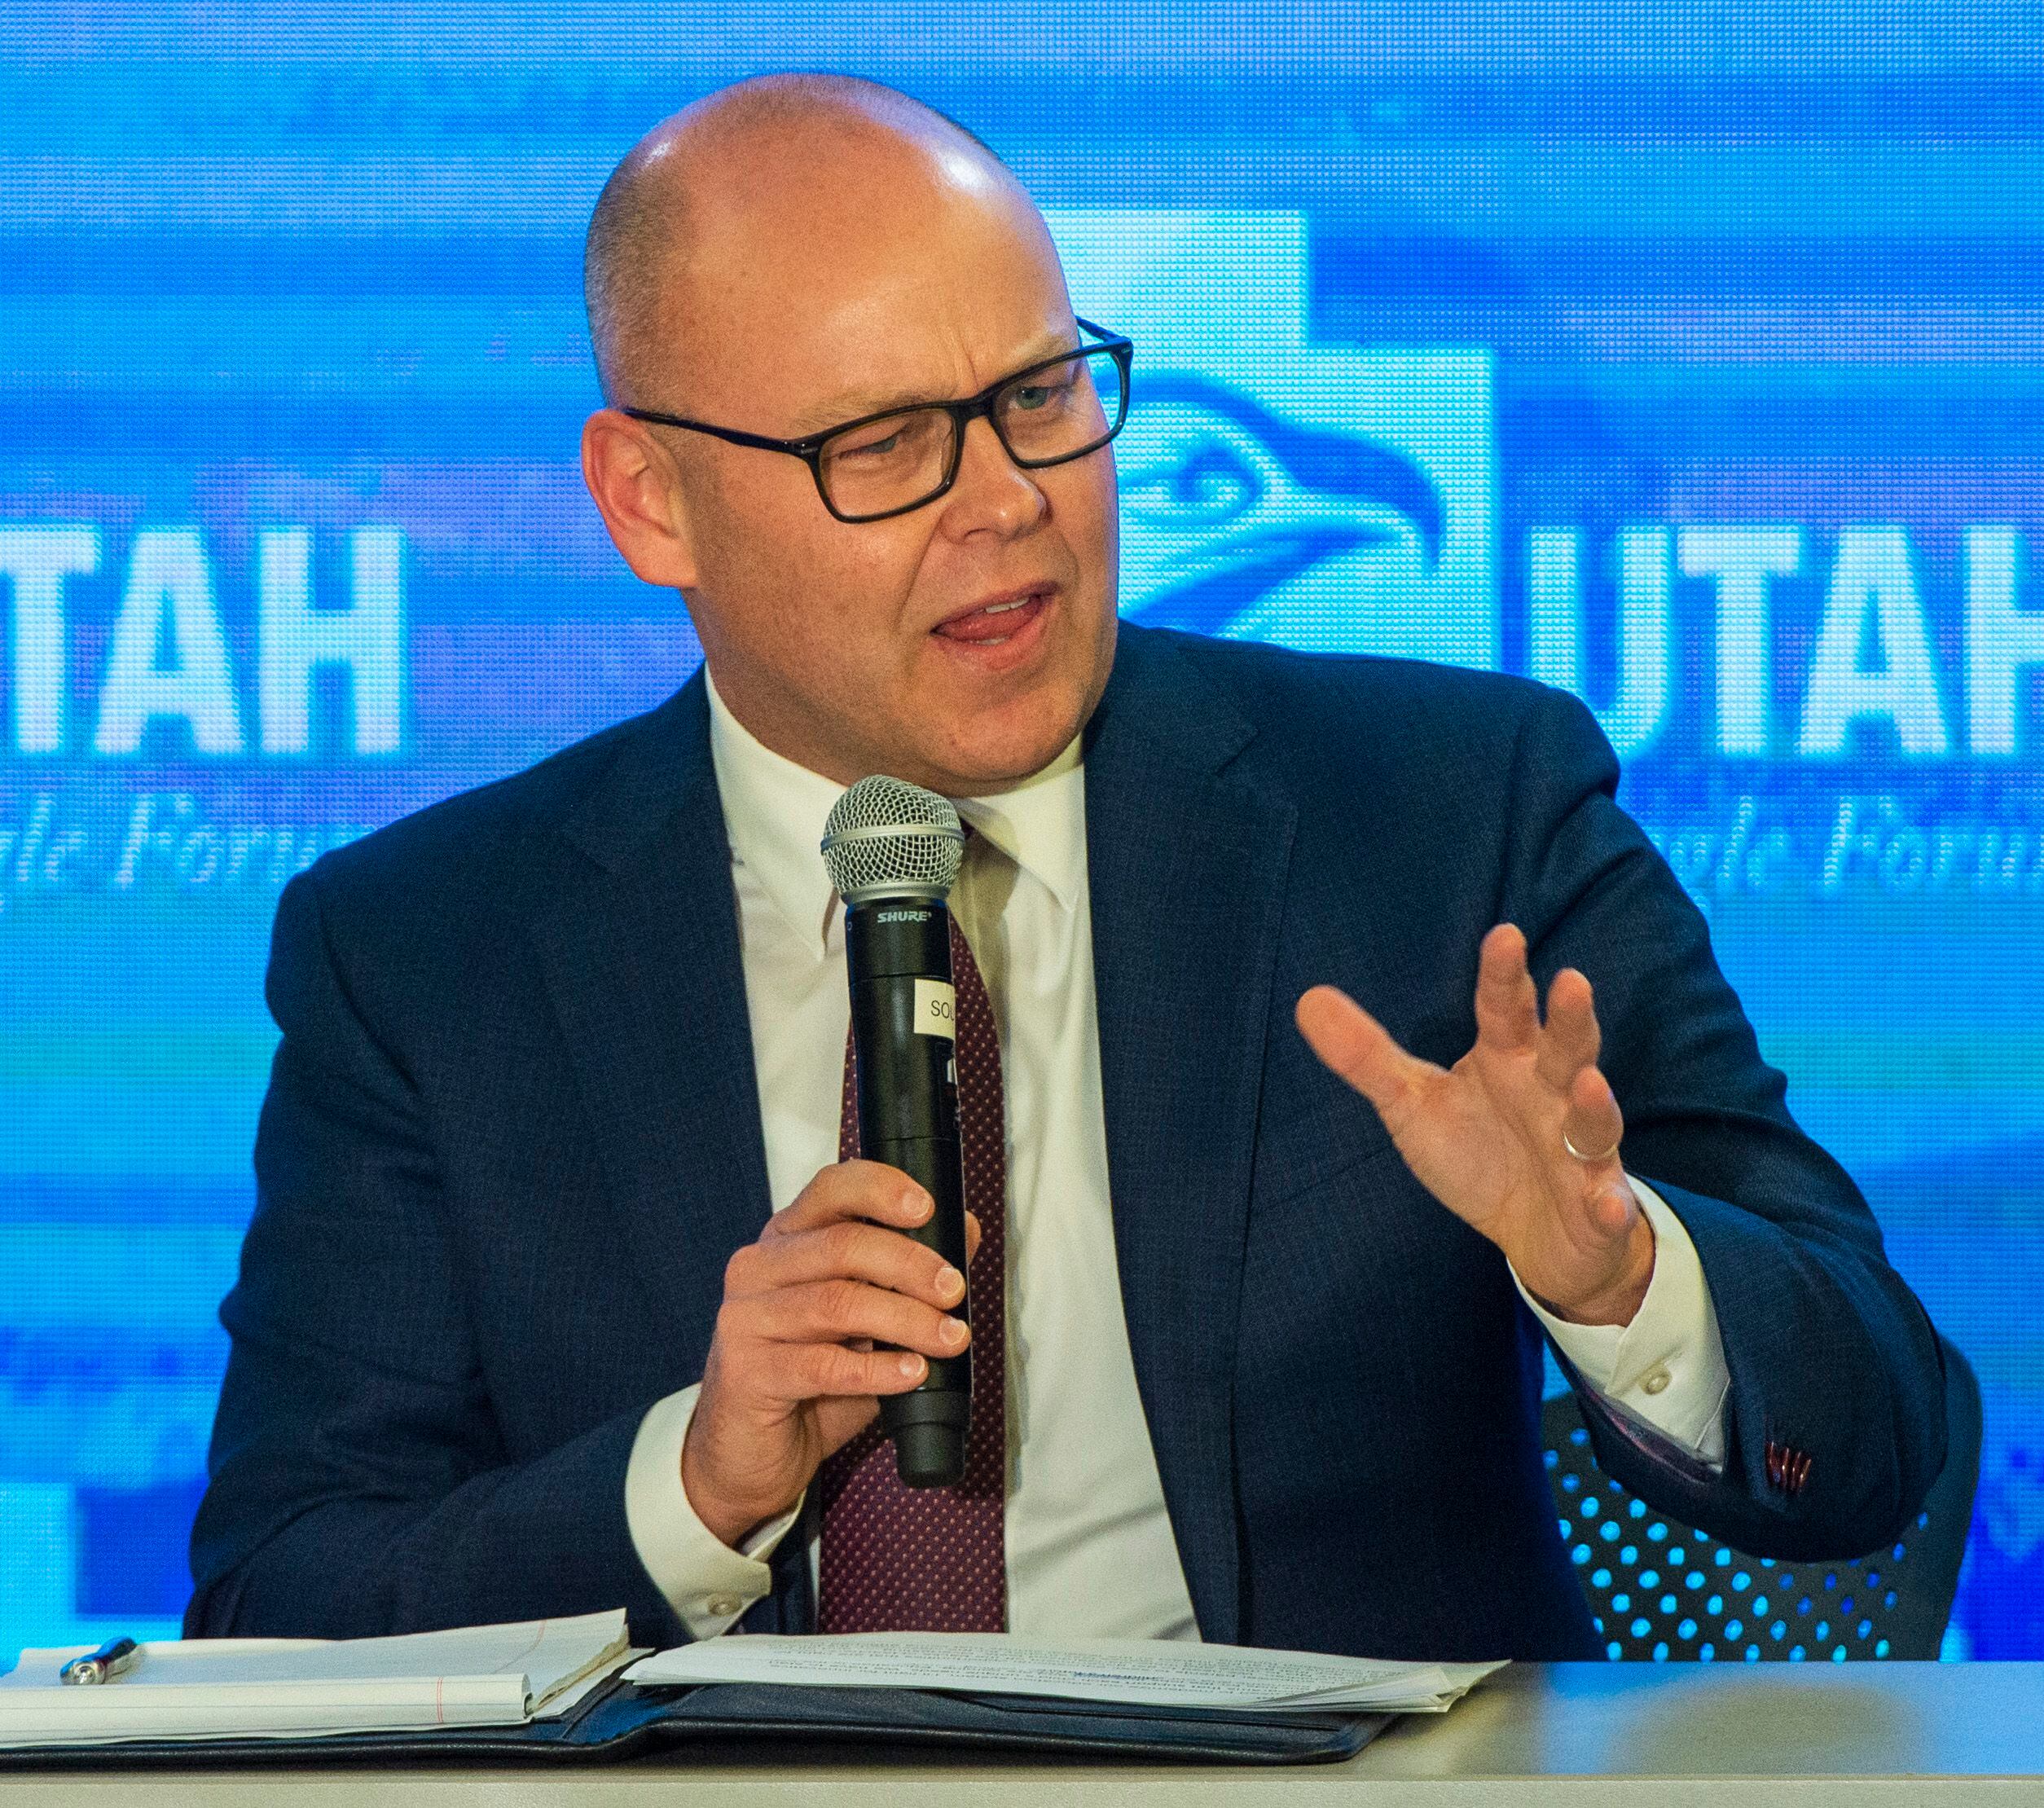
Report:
816,345,1126,521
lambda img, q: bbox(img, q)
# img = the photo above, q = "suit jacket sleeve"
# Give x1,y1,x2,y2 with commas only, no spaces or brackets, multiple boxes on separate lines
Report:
184,866,685,1645
1506,683,1946,1559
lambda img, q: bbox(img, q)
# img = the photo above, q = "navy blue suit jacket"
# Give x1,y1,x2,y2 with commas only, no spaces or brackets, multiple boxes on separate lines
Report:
187,624,1947,1659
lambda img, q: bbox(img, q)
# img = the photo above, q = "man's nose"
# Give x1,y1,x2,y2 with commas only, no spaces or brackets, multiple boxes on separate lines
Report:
938,414,1048,537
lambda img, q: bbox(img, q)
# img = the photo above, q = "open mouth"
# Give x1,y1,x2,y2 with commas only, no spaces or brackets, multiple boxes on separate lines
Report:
931,587,1054,648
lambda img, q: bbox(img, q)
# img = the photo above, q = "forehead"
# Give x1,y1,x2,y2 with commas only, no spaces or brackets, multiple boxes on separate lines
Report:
656,140,1074,424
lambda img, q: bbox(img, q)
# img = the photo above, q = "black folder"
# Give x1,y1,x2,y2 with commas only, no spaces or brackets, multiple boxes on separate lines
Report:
1,1674,1388,1768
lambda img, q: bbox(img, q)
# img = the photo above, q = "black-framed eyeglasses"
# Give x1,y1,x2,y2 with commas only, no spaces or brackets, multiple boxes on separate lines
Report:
621,317,1134,524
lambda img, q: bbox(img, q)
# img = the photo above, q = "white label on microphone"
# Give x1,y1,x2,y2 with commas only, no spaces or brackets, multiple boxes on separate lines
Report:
913,979,957,1040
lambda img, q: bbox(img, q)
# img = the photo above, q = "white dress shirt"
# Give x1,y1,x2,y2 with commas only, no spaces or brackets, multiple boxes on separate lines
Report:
624,669,1731,1641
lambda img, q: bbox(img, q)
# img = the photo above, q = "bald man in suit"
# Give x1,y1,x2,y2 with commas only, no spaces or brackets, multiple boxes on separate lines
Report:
188,74,1947,1657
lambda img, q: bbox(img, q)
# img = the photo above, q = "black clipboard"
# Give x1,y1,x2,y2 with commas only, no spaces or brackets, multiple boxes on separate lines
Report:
0,1674,1388,1768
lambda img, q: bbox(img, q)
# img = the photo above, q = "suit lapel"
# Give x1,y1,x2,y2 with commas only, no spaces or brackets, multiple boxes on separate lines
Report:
1085,628,1297,1644
530,675,775,1378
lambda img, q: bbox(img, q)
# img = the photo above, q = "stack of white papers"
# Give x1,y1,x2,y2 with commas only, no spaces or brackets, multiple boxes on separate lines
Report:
628,1633,1501,1714
0,1610,631,1749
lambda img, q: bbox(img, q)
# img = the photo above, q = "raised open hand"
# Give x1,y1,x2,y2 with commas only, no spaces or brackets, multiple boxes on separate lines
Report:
1296,922,1655,1326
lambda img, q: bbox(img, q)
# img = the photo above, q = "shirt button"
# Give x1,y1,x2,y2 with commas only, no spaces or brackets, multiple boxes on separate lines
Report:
706,1595,741,1619
1640,1366,1672,1396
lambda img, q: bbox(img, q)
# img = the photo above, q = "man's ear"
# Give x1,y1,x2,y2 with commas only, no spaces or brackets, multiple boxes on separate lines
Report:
581,408,702,590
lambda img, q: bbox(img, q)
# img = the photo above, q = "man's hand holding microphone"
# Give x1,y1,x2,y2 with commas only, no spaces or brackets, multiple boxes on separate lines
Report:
681,1162,980,1550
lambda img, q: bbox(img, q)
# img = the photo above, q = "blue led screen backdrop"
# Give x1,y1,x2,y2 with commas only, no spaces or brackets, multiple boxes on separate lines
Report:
3,4,2044,1659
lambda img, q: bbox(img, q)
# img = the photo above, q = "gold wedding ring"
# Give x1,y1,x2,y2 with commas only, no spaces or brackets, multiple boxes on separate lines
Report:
1562,1128,1621,1164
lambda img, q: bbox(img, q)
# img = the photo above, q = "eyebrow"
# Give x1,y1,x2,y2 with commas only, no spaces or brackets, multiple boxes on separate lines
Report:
784,333,1082,435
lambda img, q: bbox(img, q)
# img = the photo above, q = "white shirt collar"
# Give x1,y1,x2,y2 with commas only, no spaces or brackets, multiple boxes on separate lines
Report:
704,664,1087,951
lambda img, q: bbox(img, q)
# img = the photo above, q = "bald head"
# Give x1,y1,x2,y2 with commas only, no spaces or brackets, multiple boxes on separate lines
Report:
583,74,1036,407
578,75,1114,798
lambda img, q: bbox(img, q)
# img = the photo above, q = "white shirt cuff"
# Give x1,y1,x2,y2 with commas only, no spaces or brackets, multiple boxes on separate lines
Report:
1511,1177,1730,1468
624,1383,804,1639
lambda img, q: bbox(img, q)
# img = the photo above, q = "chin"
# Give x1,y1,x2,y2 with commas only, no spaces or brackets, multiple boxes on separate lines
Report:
893,615,1112,791
916,699,1084,794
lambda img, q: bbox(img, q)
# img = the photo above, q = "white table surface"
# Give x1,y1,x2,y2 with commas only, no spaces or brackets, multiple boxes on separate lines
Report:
4,1661,2044,1804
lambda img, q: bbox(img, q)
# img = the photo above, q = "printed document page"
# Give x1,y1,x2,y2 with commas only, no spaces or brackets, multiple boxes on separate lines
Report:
629,1633,1502,1713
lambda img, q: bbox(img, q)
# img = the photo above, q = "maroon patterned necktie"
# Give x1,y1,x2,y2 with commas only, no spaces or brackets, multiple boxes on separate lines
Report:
816,910,1009,1633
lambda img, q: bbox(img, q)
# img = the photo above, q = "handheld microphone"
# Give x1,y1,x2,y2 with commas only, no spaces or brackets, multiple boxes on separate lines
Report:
821,776,972,1489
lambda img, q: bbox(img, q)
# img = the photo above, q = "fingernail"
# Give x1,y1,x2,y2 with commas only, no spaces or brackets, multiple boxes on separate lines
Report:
900,1187,931,1220
899,1353,925,1378
936,1265,965,1301
940,1317,968,1346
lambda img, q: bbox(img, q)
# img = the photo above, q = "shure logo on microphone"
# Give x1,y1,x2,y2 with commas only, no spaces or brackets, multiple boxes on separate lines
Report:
877,908,930,924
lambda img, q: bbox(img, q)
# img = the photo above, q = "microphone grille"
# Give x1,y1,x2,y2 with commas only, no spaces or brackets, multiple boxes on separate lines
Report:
821,776,965,903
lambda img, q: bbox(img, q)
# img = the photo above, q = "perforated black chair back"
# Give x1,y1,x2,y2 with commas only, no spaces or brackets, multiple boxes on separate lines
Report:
1542,1333,1980,1661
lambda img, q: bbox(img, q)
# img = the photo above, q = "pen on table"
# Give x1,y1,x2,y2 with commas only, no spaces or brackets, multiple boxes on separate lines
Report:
59,1638,143,1686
